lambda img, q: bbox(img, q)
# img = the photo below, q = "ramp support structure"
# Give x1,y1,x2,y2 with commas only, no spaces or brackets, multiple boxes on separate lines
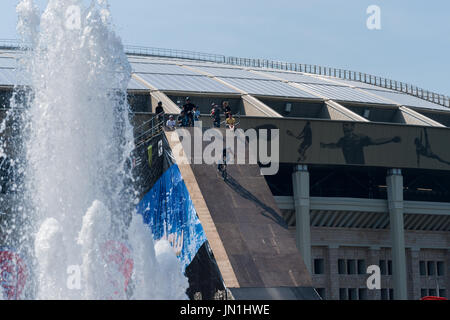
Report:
292,165,312,274
387,169,408,300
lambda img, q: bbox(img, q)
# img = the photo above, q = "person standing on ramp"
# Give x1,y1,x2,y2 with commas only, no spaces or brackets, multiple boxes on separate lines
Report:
218,148,229,180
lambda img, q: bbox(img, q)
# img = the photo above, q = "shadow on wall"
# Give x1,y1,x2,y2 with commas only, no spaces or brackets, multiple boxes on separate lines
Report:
223,174,288,230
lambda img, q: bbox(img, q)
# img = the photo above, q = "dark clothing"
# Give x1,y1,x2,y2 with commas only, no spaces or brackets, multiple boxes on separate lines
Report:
183,103,195,114
336,134,372,165
213,107,221,121
303,126,312,145
155,106,164,115
224,106,232,116
217,149,228,179
155,106,164,125
213,106,222,128
183,103,195,126
178,114,189,127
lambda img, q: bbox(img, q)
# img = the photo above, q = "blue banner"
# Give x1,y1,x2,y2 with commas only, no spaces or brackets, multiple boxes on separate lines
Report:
136,164,207,271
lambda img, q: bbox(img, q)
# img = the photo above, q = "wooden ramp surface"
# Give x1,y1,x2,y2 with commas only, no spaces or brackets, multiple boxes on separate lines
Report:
166,128,315,298
191,160,313,289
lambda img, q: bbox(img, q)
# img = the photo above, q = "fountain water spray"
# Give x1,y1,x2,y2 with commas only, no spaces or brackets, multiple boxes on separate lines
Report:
0,0,188,299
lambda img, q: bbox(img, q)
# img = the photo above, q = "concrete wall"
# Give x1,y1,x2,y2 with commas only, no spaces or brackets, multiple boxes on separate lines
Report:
309,240,449,300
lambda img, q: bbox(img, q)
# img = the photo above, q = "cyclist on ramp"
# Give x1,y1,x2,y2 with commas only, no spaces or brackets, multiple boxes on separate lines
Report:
217,148,229,180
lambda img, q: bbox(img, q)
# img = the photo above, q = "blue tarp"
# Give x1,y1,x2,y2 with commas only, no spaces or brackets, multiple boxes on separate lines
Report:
136,164,207,271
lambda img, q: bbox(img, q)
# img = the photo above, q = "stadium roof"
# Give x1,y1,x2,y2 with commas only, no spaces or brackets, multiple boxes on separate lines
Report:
0,41,449,115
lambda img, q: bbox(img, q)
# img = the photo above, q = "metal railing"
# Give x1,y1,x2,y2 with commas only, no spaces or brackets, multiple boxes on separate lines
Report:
134,112,165,148
125,45,226,64
0,39,24,49
226,57,450,108
1,39,449,108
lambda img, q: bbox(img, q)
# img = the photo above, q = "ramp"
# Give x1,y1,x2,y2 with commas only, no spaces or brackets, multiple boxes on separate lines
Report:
165,128,318,300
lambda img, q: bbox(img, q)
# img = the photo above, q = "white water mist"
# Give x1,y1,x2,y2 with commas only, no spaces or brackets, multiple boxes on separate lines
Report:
8,0,188,300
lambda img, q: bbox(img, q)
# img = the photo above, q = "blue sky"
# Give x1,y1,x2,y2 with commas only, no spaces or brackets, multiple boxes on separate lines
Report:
1,0,449,94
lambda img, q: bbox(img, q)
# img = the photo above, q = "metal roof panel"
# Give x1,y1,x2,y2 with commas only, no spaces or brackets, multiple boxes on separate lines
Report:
136,73,238,93
127,77,149,90
131,62,199,75
260,70,334,85
300,83,393,104
219,77,318,98
362,89,450,111
0,68,18,86
192,66,270,80
0,57,16,69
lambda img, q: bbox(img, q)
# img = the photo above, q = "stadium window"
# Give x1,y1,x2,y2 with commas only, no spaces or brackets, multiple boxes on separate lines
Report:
427,261,436,276
429,289,437,297
338,259,346,275
128,94,151,113
387,260,392,275
339,288,347,300
389,289,394,300
347,259,356,275
316,288,326,300
380,289,388,300
357,259,366,275
439,289,447,298
421,289,428,298
379,260,387,275
358,288,368,300
437,261,445,276
314,259,325,275
348,288,357,300
419,261,426,276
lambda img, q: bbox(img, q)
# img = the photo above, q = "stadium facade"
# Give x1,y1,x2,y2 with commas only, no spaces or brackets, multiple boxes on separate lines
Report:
0,42,449,300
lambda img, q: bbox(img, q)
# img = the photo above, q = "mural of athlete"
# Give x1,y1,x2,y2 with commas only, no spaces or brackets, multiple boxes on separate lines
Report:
415,128,450,167
287,121,312,162
320,123,401,165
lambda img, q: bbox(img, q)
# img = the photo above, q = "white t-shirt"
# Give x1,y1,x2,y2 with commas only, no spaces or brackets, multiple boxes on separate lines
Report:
166,119,176,127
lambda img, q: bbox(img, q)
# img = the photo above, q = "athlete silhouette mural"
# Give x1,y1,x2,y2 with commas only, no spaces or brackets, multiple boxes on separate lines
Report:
415,128,450,167
287,121,312,162
320,123,401,165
